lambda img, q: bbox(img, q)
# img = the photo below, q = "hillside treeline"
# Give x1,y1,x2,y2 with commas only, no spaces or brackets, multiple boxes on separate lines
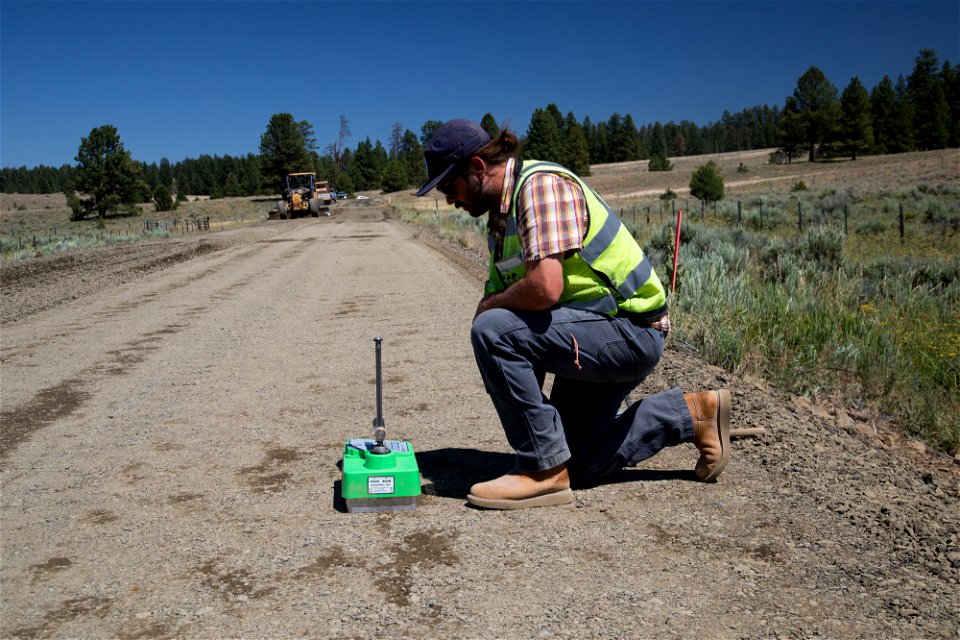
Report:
2,48,956,196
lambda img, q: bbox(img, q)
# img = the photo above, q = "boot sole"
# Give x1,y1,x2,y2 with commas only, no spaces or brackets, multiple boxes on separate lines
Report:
699,389,731,482
466,488,574,510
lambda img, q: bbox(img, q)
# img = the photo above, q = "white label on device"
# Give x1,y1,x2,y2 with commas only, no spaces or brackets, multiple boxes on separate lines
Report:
368,476,395,494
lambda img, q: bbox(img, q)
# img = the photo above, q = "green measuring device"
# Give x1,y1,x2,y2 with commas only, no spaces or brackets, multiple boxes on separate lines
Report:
341,338,421,513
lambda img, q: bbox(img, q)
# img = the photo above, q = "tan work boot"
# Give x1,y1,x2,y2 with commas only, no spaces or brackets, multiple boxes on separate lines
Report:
467,464,573,510
685,389,732,482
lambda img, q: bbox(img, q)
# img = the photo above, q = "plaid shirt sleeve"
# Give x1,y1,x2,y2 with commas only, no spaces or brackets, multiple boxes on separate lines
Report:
516,172,589,263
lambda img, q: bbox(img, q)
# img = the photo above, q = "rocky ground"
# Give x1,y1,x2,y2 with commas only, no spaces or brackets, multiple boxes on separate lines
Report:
1,201,957,639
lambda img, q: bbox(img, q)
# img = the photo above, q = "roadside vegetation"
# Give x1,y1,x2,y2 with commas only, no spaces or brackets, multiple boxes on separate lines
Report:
0,195,272,261
392,166,960,456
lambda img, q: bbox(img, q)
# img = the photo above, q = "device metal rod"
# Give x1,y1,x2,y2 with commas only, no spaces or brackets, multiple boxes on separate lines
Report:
373,337,384,429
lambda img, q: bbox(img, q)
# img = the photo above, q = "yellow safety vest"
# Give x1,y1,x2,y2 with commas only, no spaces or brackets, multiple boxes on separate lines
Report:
485,160,666,317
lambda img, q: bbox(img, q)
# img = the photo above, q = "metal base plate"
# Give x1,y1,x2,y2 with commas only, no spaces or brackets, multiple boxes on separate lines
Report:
345,496,418,513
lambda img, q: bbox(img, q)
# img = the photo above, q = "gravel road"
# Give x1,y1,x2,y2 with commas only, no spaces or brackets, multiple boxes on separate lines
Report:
2,201,958,639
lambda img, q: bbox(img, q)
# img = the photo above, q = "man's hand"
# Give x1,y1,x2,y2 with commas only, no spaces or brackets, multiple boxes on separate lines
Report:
475,254,565,317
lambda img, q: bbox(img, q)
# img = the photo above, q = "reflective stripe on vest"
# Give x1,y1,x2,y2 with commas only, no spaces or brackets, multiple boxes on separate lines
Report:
486,160,666,316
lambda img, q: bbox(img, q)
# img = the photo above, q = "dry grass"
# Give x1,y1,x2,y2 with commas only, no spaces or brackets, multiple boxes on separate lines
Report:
0,194,279,251
388,147,960,213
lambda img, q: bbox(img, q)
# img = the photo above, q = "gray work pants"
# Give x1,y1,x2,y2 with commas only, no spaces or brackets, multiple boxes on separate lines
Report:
470,306,694,483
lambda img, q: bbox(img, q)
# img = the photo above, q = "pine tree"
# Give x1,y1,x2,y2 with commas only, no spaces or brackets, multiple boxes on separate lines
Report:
583,116,608,164
224,172,242,197
259,113,315,190
649,122,668,159
622,115,642,160
562,112,591,176
606,113,637,162
942,61,960,147
894,75,917,152
792,67,840,161
524,108,562,162
381,159,409,193
400,129,425,188
480,113,500,140
777,97,805,162
389,123,405,158
420,120,444,146
73,124,142,219
241,154,263,195
839,77,873,159
908,49,950,149
158,158,173,189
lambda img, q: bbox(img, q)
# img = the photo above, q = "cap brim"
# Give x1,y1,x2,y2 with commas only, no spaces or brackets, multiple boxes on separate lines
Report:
415,163,456,197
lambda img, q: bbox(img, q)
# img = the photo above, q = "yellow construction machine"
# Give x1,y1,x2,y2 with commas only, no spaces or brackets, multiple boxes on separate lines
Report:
274,172,330,219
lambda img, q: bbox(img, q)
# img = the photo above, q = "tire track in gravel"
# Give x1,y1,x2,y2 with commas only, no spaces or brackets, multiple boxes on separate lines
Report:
0,223,330,462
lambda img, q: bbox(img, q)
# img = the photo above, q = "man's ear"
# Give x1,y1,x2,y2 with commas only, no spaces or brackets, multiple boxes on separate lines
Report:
468,156,487,176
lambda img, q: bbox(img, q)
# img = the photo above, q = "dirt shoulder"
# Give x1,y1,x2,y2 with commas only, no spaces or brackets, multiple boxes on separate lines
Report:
1,202,958,639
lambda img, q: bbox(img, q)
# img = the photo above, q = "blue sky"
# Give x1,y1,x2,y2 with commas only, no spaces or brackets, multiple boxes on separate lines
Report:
1,1,958,168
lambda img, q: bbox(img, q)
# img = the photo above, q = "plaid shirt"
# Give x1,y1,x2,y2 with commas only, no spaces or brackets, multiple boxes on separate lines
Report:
497,158,589,262
495,158,670,332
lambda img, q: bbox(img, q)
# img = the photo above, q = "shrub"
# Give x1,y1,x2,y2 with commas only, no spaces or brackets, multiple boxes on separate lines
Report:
800,228,845,270
689,161,724,204
154,185,175,212
791,181,808,192
736,162,749,174
856,220,888,235
660,188,677,201
68,194,88,221
648,153,673,172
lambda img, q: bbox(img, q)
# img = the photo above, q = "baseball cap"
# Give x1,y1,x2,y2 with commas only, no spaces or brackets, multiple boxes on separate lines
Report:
415,119,491,197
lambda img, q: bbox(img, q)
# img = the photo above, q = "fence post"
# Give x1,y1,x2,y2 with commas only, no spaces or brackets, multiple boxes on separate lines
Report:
737,200,742,226
797,201,803,232
671,199,675,221
899,203,905,243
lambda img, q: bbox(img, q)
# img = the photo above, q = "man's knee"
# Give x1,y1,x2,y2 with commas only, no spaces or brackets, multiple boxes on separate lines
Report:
470,308,514,352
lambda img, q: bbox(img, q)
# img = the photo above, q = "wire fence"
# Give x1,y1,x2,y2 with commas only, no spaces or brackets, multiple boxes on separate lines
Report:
0,214,248,260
